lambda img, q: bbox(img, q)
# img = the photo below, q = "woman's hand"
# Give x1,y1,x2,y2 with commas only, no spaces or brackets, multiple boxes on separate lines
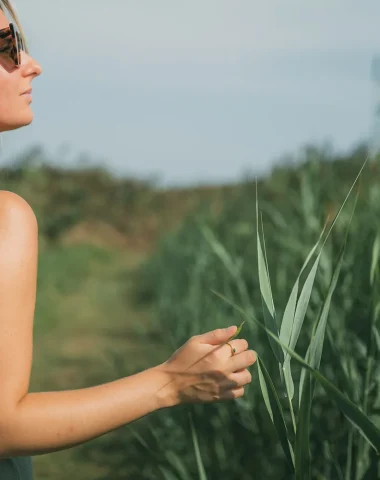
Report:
157,325,257,406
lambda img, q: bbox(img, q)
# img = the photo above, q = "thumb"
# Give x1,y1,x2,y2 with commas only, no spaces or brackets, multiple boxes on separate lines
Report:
200,325,237,345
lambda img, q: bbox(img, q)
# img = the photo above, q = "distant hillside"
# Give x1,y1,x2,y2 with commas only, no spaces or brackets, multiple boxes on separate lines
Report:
0,141,374,252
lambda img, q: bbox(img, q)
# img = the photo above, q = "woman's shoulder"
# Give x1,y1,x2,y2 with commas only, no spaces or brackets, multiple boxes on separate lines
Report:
0,190,37,223
0,190,33,208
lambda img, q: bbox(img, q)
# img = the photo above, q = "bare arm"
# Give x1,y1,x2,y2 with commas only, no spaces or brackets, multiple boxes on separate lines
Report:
0,192,176,458
1,364,175,458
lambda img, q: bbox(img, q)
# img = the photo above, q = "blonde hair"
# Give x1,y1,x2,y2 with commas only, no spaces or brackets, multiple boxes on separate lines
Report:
0,0,29,53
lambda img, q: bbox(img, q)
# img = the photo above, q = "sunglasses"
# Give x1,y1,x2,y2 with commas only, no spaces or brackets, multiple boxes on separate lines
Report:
0,22,25,67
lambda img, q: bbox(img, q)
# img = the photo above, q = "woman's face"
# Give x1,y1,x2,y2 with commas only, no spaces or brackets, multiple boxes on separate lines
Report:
0,9,42,132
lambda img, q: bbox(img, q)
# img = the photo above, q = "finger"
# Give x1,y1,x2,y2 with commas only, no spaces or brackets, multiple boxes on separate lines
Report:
222,338,248,356
227,368,252,388
219,386,245,401
227,350,257,373
197,326,237,345
218,369,252,390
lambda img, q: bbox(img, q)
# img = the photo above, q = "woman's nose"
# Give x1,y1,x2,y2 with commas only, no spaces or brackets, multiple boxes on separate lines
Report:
20,51,43,77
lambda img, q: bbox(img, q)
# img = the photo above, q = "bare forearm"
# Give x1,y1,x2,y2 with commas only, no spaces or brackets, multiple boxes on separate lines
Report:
0,364,175,459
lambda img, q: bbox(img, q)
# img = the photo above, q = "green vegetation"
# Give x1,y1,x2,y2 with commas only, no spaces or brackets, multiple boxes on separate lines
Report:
1,142,379,478
129,144,380,479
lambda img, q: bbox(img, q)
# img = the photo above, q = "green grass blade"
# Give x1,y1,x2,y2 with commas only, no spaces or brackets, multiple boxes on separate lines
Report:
158,466,182,480
288,252,321,352
227,319,246,341
189,412,208,480
320,157,368,249
260,211,274,304
345,430,354,480
257,357,273,422
256,180,275,317
370,232,380,285
279,218,329,350
324,441,345,480
283,356,295,402
256,227,273,315
295,370,312,480
309,232,346,372
201,224,237,279
165,451,193,480
283,251,322,404
129,426,157,456
280,276,298,329
280,219,329,401
257,357,295,472
298,344,311,409
326,326,354,398
211,290,380,453
201,224,254,315
373,324,380,354
361,449,379,479
259,277,284,364
256,181,283,363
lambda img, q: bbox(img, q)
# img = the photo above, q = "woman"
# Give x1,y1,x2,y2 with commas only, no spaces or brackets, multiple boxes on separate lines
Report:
0,2,256,478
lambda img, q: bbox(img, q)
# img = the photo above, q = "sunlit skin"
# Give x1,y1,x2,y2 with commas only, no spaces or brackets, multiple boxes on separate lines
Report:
0,9,42,132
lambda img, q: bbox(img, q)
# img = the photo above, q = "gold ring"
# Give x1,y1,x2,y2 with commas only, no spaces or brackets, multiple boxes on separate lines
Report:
226,341,236,356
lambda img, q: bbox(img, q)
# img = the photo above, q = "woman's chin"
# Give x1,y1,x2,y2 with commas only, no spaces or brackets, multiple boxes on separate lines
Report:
22,115,34,127
20,109,34,127
4,112,34,131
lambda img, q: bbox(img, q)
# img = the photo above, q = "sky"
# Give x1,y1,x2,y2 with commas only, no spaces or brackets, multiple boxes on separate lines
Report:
2,0,380,186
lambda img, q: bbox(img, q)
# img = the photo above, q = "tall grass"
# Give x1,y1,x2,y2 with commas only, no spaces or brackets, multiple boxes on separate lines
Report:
121,149,380,479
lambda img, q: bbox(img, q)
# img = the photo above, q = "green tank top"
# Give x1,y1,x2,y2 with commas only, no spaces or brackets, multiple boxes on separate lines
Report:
0,457,33,480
